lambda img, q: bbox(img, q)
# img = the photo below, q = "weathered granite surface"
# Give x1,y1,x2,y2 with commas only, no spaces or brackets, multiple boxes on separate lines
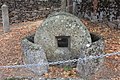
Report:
34,12,92,62
21,34,48,75
77,33,105,79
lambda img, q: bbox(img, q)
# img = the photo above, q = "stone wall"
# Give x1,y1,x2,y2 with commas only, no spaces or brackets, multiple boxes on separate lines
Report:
0,0,61,24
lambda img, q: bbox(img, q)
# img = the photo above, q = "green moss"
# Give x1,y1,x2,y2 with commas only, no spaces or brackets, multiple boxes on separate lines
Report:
63,66,73,71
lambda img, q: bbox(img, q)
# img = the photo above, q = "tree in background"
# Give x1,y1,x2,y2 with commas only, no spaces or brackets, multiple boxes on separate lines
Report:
61,0,67,11
93,0,98,14
66,0,73,13
61,0,73,13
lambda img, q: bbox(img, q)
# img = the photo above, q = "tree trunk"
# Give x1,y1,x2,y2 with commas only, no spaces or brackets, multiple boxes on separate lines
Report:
61,0,67,11
67,0,73,13
93,0,98,14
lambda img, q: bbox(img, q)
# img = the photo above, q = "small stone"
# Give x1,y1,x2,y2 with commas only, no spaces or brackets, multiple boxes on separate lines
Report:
86,44,91,47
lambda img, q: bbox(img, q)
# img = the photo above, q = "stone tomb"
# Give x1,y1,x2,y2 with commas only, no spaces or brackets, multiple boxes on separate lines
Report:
21,12,104,79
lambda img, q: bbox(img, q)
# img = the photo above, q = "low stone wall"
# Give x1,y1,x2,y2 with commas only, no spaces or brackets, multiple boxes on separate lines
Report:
21,32,105,79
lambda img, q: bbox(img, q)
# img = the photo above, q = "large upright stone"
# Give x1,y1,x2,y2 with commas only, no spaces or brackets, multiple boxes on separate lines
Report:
21,35,48,75
77,33,105,79
34,12,92,62
72,1,76,15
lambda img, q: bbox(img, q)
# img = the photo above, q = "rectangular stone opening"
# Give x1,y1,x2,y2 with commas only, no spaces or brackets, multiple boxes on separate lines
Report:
56,36,70,47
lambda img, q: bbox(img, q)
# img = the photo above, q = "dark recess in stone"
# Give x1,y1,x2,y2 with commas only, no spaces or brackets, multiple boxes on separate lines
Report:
56,36,70,47
90,33,100,42
26,34,35,43
25,33,101,44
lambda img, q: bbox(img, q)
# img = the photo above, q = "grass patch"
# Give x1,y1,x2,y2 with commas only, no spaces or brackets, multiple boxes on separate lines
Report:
63,66,73,71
